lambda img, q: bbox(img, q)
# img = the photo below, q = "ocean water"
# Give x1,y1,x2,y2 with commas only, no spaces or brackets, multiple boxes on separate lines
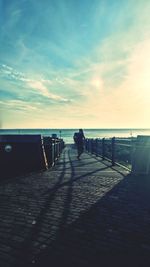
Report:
0,128,150,143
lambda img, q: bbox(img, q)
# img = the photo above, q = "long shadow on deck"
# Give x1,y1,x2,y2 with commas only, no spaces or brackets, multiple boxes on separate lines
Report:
36,175,150,267
13,148,150,267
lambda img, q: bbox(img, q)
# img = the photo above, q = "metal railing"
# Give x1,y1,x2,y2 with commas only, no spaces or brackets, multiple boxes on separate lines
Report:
43,137,65,168
85,137,136,170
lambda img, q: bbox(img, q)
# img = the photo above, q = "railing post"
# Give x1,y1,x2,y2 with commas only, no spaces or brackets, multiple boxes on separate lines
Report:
56,140,59,158
51,140,55,166
96,139,98,156
86,139,89,152
91,139,93,154
59,141,61,156
89,139,92,153
56,140,58,158
85,139,88,152
111,137,115,166
86,139,88,152
54,139,56,162
89,139,91,153
102,138,105,160
91,139,94,154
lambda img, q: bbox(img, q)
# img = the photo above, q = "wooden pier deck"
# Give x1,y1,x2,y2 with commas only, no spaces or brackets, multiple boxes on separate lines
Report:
0,145,150,267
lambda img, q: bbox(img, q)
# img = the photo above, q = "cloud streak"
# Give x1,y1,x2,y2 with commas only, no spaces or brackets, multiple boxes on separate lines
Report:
0,63,70,102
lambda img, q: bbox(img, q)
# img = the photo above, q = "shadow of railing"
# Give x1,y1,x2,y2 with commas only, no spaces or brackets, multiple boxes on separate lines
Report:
33,173,150,267
3,145,150,267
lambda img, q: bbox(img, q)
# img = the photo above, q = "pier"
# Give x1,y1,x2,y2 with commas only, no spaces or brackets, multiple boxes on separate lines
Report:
0,144,150,266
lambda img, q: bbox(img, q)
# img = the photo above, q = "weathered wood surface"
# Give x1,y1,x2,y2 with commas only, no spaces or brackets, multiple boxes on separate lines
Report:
0,145,150,266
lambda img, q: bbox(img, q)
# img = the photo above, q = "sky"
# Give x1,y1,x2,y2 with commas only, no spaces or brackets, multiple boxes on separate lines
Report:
0,0,150,129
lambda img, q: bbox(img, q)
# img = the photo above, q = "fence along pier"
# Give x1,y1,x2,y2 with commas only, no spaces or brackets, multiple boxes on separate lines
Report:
85,137,134,169
85,135,150,175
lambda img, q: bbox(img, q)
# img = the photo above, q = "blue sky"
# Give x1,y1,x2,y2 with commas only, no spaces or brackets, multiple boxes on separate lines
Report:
0,0,150,128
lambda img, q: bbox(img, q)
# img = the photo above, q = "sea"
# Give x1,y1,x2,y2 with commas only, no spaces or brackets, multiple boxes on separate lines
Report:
0,128,150,143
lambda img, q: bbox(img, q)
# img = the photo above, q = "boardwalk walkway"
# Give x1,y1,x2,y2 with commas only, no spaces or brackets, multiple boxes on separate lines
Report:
0,145,150,267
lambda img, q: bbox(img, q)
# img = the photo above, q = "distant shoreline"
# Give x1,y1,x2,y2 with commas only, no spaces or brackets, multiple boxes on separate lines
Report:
0,128,150,144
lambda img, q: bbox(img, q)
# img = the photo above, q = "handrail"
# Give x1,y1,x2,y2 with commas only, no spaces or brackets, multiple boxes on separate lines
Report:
43,137,65,168
85,137,133,170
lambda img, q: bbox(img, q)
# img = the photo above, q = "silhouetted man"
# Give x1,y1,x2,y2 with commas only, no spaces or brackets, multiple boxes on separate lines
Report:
74,129,85,160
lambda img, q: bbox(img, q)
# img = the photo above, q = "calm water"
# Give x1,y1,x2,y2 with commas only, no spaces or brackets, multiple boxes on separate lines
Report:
0,128,150,143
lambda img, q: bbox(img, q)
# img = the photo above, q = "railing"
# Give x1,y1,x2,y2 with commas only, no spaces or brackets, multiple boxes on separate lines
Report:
43,137,65,168
85,137,136,170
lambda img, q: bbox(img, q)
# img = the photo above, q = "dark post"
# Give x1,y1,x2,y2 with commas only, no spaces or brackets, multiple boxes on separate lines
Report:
89,139,92,153
87,139,89,152
58,141,61,156
86,139,88,152
111,137,115,166
91,139,94,154
53,139,56,165
102,138,105,160
85,139,87,152
91,139,93,154
55,139,57,160
85,139,88,152
96,139,98,157
56,140,59,159
88,139,90,153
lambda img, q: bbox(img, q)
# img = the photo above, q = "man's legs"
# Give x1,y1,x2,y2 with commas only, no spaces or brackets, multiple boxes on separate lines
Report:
77,146,83,159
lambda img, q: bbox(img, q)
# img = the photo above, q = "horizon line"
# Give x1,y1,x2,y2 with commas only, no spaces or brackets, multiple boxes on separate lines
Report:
1,127,150,130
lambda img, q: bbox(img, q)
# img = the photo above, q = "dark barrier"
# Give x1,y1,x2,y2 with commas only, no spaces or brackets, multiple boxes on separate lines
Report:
132,135,150,175
0,135,47,179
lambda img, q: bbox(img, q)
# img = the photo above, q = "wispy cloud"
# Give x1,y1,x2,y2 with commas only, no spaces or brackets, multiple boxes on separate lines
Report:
28,80,69,102
0,64,70,102
0,99,37,112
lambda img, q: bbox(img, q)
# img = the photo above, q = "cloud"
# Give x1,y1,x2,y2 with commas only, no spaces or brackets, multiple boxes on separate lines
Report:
0,64,70,102
0,99,37,112
0,63,29,82
27,80,69,102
